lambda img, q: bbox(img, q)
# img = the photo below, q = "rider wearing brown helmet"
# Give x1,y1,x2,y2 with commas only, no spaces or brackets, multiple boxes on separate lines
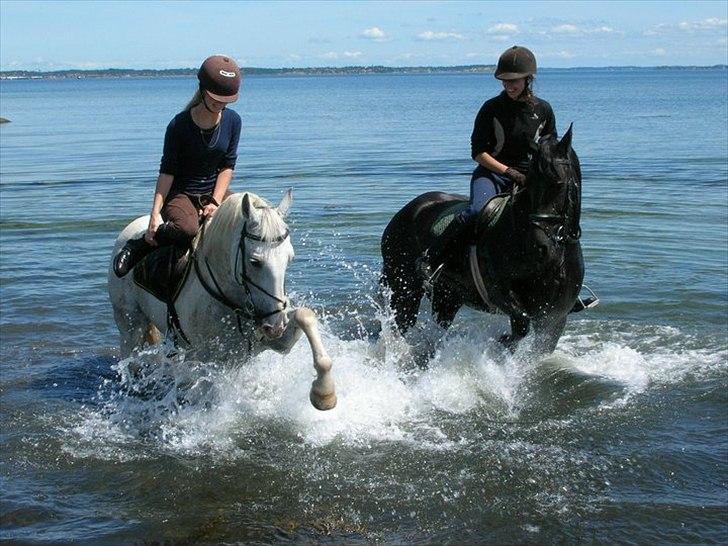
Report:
423,46,557,279
113,54,243,277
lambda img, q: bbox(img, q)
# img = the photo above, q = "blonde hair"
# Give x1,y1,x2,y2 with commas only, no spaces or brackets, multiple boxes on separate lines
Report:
185,87,204,111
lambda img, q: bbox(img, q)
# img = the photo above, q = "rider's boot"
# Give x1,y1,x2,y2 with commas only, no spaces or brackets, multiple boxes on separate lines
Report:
418,214,470,285
113,236,155,278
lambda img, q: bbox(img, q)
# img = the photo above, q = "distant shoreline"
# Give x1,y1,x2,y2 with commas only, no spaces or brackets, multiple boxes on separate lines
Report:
1,64,726,80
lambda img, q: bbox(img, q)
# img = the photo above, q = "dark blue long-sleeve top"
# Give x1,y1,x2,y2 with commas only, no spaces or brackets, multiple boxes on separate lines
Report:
159,108,241,195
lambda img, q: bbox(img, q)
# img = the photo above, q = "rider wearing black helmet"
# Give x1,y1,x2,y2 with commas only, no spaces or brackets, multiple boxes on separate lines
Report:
423,46,557,279
114,55,243,277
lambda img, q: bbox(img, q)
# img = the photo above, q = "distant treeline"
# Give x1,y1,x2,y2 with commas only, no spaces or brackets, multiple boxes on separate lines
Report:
0,65,495,80
1,64,726,80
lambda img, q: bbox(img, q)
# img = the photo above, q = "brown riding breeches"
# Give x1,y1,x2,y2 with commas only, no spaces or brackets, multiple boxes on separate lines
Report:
155,192,231,246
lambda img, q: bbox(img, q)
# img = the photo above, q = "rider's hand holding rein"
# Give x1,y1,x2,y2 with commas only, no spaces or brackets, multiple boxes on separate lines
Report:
199,166,234,219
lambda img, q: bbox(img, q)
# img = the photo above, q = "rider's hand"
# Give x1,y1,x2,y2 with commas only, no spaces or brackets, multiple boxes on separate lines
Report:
504,167,526,186
145,213,163,245
200,203,218,218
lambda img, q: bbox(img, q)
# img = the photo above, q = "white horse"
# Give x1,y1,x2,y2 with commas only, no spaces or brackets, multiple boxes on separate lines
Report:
107,190,336,410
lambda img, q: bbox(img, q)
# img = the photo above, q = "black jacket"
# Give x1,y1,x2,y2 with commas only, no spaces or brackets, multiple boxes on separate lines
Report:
471,91,557,174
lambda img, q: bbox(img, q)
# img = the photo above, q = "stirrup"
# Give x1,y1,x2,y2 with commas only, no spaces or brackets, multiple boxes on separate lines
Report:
571,284,600,313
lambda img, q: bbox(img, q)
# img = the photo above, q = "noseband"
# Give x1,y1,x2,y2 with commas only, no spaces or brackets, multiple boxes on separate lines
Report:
193,220,290,332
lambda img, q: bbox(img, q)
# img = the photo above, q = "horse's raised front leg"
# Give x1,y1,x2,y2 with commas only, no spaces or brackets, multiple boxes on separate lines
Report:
293,307,337,411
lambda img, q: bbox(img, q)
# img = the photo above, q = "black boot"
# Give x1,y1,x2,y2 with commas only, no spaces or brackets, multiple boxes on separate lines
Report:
113,236,154,278
419,214,470,283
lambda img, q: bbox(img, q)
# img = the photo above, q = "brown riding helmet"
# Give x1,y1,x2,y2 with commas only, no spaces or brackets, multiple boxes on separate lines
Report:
494,46,537,80
198,55,241,103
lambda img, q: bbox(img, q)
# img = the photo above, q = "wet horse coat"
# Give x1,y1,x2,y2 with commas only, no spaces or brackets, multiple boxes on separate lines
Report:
108,191,336,410
381,128,584,354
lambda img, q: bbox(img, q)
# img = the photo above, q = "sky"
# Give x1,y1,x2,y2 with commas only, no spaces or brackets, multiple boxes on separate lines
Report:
1,1,726,71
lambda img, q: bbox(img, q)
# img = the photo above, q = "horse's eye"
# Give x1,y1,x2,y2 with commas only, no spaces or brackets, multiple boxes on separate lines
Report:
249,258,263,268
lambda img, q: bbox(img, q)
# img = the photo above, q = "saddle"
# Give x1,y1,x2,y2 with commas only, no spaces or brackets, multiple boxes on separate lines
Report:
430,195,510,239
423,195,511,291
133,245,192,304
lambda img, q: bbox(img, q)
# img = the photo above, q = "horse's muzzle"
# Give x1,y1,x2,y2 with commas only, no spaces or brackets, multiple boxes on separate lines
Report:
261,311,289,339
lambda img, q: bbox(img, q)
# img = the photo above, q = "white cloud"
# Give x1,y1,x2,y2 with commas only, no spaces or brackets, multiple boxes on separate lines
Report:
320,51,363,60
552,50,576,59
361,27,386,41
647,18,727,35
652,48,667,56
547,23,621,37
488,23,518,34
678,18,727,31
417,31,465,41
552,24,580,34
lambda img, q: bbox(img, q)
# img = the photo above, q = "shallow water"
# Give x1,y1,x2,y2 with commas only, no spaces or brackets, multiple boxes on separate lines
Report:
1,69,726,543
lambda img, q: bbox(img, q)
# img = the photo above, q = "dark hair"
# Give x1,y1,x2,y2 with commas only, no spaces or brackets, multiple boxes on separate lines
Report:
519,75,537,107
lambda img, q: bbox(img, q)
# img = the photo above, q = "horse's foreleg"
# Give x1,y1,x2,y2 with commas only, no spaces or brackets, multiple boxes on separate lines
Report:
432,284,462,330
499,315,530,351
293,307,337,411
532,315,567,355
381,260,423,334
113,307,149,358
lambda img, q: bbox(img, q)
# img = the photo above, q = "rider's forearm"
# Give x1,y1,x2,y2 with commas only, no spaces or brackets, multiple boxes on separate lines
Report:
151,173,174,215
152,173,174,215
474,152,509,175
212,168,233,205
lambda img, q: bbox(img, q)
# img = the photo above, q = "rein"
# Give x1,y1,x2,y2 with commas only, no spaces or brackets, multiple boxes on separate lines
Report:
527,158,581,246
187,219,290,337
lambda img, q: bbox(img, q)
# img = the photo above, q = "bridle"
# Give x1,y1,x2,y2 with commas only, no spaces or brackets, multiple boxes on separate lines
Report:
192,219,290,333
528,158,581,246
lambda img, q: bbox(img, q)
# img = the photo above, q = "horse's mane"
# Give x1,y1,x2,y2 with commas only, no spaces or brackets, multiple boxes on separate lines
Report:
531,135,581,185
194,192,288,254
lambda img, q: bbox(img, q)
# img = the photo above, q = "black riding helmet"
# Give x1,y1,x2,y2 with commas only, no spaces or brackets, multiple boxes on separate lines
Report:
494,46,537,80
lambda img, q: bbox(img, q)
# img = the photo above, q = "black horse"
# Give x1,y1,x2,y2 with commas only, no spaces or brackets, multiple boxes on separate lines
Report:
381,126,584,354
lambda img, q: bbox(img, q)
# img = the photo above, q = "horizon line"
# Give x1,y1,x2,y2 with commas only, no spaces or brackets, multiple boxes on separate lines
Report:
1,63,727,75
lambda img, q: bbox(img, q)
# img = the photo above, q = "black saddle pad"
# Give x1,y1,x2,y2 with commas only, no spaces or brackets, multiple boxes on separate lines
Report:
431,201,468,237
133,245,191,304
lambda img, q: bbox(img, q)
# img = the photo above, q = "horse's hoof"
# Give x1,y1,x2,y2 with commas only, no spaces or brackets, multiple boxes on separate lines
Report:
310,390,337,411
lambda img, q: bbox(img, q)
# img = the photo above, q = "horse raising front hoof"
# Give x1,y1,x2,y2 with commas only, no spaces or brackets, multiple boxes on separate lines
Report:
309,354,337,410
310,387,337,411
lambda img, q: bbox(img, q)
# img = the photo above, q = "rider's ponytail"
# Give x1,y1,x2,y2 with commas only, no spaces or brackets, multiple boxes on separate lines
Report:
520,75,537,108
184,87,204,111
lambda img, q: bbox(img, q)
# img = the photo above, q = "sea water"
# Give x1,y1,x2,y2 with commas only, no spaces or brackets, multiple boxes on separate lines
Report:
0,68,726,543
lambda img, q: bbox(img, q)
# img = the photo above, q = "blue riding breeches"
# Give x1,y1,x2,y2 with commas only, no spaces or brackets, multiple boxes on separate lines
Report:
463,170,513,219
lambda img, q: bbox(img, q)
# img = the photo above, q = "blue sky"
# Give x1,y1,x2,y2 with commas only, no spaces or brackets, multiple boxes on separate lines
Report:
1,1,726,70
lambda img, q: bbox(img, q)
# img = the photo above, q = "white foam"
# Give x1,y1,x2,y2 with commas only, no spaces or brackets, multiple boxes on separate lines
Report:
64,311,724,460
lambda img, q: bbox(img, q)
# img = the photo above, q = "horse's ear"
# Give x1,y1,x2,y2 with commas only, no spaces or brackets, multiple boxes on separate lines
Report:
277,188,293,219
556,123,573,156
242,193,260,223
